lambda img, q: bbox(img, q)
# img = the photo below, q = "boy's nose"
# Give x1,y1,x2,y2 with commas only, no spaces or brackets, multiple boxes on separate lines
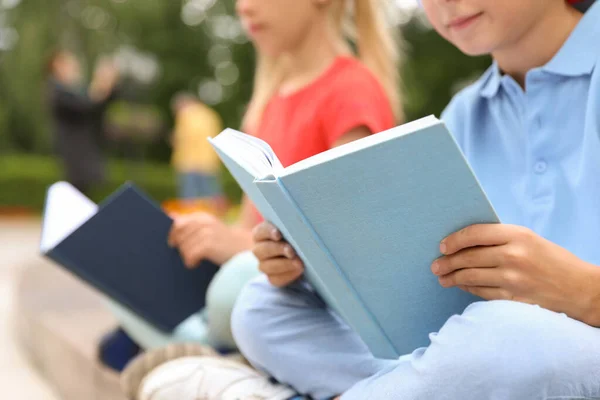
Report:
235,0,254,16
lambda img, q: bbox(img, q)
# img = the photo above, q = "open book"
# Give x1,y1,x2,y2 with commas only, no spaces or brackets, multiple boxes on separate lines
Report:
209,115,499,359
40,182,219,333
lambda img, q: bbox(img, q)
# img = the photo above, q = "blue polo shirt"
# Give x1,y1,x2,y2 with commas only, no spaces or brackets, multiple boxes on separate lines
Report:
442,1,600,264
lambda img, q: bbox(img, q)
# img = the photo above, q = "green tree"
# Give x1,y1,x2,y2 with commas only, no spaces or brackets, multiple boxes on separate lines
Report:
401,16,491,122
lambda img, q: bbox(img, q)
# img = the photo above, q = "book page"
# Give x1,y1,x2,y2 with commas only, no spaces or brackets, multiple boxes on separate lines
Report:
209,128,282,179
40,181,98,253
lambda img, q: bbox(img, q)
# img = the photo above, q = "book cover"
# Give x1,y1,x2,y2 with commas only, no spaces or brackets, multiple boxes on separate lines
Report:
41,182,220,332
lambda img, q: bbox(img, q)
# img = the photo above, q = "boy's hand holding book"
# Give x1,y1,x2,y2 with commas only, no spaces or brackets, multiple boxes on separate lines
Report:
432,223,600,326
252,221,304,287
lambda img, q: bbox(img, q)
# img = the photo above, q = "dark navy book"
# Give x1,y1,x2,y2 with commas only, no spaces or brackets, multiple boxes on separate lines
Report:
40,181,220,333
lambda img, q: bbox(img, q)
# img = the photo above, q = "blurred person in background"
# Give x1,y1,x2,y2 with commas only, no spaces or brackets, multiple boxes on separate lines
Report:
46,50,119,196
170,92,223,201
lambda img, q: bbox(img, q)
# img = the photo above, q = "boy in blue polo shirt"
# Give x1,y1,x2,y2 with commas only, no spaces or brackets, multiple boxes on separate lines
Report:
125,1,600,399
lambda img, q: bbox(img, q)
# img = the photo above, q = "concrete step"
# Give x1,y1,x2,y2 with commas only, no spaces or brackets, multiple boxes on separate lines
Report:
14,257,126,400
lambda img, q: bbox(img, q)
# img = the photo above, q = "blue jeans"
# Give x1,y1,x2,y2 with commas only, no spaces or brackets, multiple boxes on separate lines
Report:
232,275,600,400
178,172,221,199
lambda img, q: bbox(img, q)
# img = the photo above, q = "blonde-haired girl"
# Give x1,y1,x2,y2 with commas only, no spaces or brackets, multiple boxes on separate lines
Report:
166,0,401,295
120,0,402,397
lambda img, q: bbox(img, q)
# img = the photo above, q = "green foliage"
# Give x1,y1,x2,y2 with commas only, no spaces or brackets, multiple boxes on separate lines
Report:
0,0,254,159
0,154,177,211
0,153,243,211
105,101,165,142
401,17,492,121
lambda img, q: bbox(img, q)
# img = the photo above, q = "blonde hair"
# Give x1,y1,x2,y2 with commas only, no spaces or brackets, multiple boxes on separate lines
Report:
242,0,403,132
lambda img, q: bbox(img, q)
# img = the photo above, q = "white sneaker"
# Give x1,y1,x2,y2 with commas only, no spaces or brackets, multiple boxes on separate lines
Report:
138,356,298,400
121,343,220,399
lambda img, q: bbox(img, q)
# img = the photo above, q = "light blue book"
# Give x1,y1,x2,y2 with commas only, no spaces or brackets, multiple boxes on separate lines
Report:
209,115,499,359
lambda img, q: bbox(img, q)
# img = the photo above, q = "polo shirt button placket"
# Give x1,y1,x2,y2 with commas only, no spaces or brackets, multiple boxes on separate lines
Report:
534,160,548,174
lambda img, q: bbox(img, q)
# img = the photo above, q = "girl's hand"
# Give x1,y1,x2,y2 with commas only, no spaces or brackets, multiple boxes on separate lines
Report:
252,221,304,287
168,212,252,267
432,224,600,326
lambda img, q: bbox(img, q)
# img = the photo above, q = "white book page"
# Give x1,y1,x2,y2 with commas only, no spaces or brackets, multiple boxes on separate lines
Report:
209,128,282,178
281,115,441,177
40,181,99,253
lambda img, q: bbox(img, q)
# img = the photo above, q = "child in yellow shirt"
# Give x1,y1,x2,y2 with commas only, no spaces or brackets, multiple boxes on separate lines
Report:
171,93,222,199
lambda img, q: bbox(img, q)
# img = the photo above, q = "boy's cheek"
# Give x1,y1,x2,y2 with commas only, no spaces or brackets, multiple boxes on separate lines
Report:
418,3,448,38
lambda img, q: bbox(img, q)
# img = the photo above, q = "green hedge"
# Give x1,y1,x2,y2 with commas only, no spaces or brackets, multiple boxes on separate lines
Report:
0,153,244,212
0,154,178,212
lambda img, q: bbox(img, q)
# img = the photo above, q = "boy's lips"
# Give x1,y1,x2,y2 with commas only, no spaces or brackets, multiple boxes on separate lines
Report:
247,23,266,35
447,12,483,31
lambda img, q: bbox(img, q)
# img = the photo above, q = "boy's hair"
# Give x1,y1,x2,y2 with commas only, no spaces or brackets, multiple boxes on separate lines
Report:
243,0,403,132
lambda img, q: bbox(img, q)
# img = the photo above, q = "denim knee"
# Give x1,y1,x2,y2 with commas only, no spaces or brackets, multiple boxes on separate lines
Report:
230,275,276,365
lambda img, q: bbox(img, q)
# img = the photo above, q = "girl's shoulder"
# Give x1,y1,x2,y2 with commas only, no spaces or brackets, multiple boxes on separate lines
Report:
324,56,388,98
315,57,396,142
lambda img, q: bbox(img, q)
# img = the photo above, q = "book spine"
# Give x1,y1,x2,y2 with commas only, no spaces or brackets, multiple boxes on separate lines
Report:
266,177,399,358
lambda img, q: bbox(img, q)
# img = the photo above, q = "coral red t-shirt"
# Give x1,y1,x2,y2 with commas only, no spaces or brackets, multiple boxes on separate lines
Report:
251,56,396,221
256,56,395,167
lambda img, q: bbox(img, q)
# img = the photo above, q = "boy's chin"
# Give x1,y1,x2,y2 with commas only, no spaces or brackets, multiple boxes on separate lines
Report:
454,42,493,57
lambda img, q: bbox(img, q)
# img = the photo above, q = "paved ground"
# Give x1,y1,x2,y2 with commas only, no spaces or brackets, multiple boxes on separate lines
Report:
0,218,58,399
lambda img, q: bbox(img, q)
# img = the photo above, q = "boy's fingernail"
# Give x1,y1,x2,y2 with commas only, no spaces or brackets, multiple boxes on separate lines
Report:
431,261,440,274
284,246,294,259
272,228,281,240
440,240,447,254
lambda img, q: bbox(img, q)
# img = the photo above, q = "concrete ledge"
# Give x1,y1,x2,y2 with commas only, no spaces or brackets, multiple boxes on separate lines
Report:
13,257,126,400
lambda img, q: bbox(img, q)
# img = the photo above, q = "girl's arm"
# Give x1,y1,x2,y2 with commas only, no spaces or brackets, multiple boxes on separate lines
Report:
237,196,261,230
167,197,255,267
332,126,372,147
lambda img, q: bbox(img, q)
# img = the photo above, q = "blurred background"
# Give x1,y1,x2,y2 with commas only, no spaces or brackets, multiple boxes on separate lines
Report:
0,0,491,214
